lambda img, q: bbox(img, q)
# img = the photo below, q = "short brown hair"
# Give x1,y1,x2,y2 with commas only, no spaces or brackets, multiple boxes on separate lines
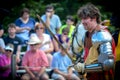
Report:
77,3,101,24
8,23,16,29
62,27,69,33
45,4,54,11
66,15,74,22
20,8,30,16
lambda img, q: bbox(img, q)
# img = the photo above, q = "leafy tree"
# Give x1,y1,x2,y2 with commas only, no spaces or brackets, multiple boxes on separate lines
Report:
2,0,115,33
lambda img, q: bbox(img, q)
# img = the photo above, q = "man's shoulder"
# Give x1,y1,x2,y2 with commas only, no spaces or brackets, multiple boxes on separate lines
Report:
29,17,35,21
52,14,60,18
37,49,46,55
92,30,112,43
15,36,21,40
94,29,111,36
3,35,9,40
0,38,4,41
0,54,6,59
71,25,75,28
15,18,21,22
23,51,30,56
61,25,67,28
41,14,46,18
53,51,60,56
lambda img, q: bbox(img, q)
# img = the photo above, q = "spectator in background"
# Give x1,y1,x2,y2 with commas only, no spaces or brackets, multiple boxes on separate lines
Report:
100,19,110,26
3,23,22,63
53,27,71,52
41,4,62,38
22,34,49,80
14,8,36,44
59,15,75,39
51,43,80,80
0,24,4,38
27,22,54,67
0,43,15,80
34,22,53,67
0,38,5,53
0,24,5,53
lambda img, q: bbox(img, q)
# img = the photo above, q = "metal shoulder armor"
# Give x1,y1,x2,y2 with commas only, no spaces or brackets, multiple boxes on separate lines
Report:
92,30,114,71
92,30,112,46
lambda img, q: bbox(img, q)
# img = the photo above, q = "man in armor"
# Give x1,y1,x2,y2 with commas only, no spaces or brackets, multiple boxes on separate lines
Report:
73,3,115,80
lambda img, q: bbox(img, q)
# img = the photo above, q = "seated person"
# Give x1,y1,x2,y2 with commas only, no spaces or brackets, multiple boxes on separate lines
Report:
3,23,22,63
0,24,4,38
51,43,80,80
0,38,5,53
0,24,5,53
0,43,15,80
21,34,49,80
59,15,75,39
27,23,54,67
14,8,36,44
41,4,62,38
53,27,71,52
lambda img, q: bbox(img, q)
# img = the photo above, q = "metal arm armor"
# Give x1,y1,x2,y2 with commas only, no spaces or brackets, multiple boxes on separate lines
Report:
85,30,114,72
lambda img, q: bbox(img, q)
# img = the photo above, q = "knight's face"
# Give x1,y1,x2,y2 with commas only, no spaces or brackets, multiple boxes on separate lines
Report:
81,17,95,32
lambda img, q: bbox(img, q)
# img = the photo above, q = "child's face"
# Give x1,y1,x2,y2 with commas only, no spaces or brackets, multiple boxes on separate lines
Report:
66,19,74,25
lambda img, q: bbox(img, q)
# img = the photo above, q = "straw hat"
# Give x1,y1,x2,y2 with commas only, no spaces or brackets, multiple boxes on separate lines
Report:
27,34,41,45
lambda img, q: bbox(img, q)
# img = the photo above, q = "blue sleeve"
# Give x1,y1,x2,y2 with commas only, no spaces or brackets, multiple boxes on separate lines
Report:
56,15,62,29
51,54,59,69
41,15,46,22
30,17,36,24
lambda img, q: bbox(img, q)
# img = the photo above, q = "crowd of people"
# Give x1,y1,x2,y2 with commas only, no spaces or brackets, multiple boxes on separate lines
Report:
0,3,119,80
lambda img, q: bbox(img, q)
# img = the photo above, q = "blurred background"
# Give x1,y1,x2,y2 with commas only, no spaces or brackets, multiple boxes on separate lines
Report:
0,0,119,34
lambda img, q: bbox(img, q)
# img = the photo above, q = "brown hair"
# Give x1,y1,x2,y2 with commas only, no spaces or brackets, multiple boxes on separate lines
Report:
45,4,54,11
66,15,74,22
62,27,70,33
8,23,16,29
77,3,101,24
20,8,30,16
34,22,44,31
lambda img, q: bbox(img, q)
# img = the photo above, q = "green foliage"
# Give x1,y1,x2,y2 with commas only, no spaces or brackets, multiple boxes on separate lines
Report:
3,0,115,33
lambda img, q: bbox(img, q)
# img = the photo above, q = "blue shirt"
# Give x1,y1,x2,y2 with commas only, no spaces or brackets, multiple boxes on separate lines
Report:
41,14,62,36
14,17,36,43
51,51,72,73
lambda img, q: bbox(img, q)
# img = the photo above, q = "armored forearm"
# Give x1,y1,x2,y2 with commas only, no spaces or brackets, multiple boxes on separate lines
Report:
85,42,114,72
